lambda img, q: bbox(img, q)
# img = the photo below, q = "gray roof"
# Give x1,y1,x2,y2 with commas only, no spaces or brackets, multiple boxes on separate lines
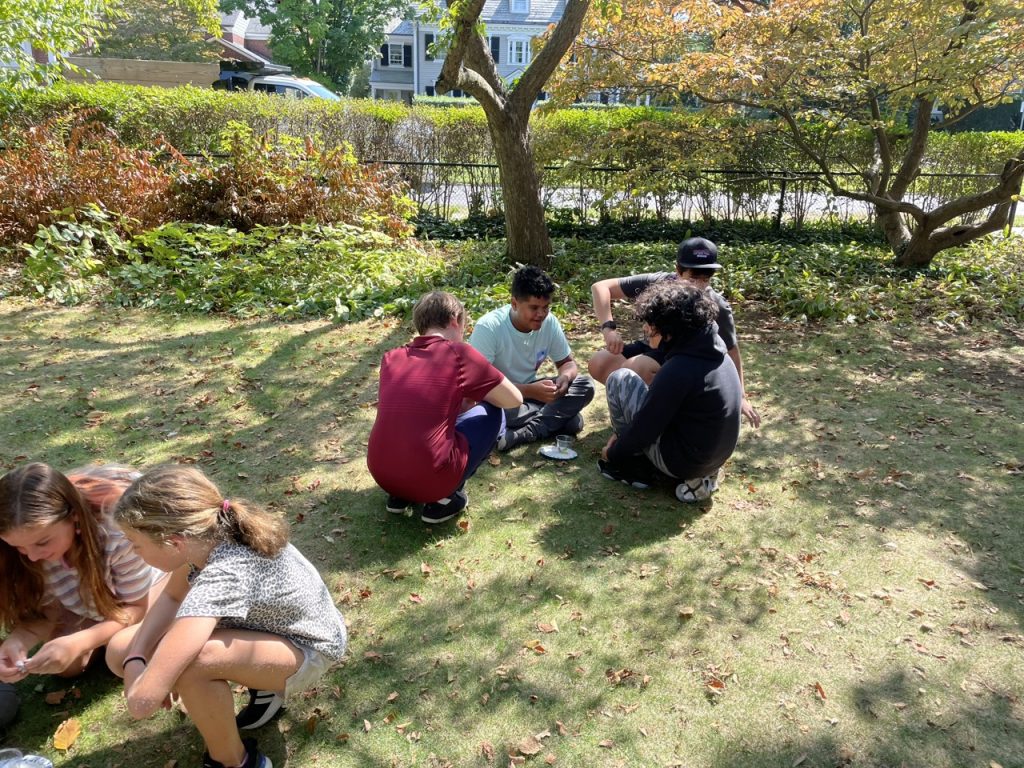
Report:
394,0,565,30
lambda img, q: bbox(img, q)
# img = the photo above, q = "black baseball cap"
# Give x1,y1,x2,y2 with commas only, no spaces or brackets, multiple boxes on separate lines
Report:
676,237,722,270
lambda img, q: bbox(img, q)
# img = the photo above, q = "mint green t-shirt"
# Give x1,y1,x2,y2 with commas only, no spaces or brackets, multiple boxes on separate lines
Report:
469,306,572,385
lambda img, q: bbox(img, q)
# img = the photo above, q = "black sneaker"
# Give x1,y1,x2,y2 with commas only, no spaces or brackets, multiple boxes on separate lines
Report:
235,688,285,730
421,490,468,524
385,495,413,514
496,426,535,453
598,458,653,490
203,737,272,768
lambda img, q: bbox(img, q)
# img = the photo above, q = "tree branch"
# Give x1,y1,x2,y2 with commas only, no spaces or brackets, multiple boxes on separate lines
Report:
436,0,506,113
512,0,591,118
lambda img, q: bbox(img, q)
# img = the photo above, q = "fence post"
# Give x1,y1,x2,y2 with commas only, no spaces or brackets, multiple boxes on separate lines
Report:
773,177,787,231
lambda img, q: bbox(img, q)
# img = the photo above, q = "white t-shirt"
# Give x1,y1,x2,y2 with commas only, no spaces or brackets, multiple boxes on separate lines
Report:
469,306,572,384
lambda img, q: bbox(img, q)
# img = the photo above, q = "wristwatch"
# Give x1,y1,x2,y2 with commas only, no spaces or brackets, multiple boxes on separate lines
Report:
600,320,617,331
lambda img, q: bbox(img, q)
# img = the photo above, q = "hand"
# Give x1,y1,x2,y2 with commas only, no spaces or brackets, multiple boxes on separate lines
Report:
602,327,624,355
552,375,569,398
601,434,617,462
24,635,83,676
0,637,30,683
741,398,761,429
525,379,560,404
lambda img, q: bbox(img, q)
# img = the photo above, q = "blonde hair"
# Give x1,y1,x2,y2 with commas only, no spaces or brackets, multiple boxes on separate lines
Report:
0,463,136,628
114,465,288,557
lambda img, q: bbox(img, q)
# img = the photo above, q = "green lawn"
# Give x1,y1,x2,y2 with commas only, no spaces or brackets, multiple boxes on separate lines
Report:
1,298,1022,768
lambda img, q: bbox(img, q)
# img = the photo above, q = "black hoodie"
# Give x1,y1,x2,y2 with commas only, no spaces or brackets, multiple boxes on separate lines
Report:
607,324,741,479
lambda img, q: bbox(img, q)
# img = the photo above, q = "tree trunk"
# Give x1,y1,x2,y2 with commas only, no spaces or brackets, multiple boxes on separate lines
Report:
488,109,551,268
876,208,915,264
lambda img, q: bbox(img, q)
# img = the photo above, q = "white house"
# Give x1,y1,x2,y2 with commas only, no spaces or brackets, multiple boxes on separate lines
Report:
369,0,566,102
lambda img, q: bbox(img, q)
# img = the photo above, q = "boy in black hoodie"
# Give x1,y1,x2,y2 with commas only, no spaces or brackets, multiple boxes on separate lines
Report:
598,281,742,502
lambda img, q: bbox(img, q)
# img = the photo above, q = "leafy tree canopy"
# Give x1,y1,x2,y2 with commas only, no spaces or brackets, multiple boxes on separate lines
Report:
220,0,410,91
0,0,114,106
96,0,221,62
554,0,1024,266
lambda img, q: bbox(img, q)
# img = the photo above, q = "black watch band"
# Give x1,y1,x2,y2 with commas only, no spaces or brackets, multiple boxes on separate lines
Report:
600,320,617,331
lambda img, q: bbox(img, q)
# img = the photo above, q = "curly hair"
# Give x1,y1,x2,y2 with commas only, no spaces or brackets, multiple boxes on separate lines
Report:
510,265,555,300
633,281,718,349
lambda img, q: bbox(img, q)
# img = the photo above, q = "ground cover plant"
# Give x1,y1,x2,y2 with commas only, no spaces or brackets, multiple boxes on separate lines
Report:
0,236,1022,766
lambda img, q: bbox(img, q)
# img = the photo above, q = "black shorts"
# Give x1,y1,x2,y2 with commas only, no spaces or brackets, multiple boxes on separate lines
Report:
622,340,667,364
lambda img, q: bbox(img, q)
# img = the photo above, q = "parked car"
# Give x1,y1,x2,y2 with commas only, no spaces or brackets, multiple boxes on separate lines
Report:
247,75,340,100
215,63,340,100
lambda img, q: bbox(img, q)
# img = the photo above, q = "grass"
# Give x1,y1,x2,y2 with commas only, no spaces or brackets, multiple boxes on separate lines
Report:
0,297,1022,768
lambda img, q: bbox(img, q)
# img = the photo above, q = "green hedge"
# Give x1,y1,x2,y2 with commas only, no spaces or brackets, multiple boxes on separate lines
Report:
7,82,1024,225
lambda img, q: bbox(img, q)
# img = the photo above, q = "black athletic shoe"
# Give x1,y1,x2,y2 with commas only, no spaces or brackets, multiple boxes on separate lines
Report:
386,495,413,514
203,737,272,768
597,458,653,490
421,490,468,524
235,688,285,730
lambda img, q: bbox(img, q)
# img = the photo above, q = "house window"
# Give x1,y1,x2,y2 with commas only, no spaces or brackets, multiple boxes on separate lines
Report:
508,37,531,65
388,44,404,66
425,85,435,96
511,0,529,13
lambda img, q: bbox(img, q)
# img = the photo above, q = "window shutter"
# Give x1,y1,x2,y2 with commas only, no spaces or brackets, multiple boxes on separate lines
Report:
424,33,434,61
380,45,389,66
425,85,435,96
490,36,500,63
403,44,412,67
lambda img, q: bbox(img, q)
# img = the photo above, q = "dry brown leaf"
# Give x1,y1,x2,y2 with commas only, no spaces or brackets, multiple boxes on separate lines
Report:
480,741,495,762
386,691,399,702
537,622,558,634
544,755,557,765
45,689,67,705
598,739,615,749
53,717,82,750
814,681,827,700
305,715,319,734
409,593,423,603
518,735,543,756
678,606,695,619
420,562,432,576
363,719,372,732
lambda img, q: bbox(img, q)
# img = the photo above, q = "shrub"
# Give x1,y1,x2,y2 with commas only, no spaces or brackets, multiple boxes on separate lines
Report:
172,122,415,236
0,111,173,245
18,215,443,319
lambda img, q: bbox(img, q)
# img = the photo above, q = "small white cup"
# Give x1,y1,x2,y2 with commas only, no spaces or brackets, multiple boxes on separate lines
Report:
555,435,573,454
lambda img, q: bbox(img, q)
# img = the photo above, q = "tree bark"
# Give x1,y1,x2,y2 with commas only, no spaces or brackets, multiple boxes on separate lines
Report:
488,110,551,266
435,0,591,268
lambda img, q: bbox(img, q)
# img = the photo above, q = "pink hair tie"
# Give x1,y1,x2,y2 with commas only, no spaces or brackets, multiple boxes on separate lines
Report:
222,499,231,513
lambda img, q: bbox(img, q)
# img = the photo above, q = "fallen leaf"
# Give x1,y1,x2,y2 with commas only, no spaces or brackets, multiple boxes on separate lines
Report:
45,689,68,705
305,715,319,734
537,622,558,634
518,735,543,756
53,717,82,750
487,456,501,466
793,755,808,767
164,762,178,768
480,741,495,761
678,606,695,619
409,593,423,603
544,755,557,765
523,639,546,654
969,581,989,591
457,519,470,532
386,691,399,702
598,739,615,749
814,681,827,700
420,562,432,576
363,719,372,732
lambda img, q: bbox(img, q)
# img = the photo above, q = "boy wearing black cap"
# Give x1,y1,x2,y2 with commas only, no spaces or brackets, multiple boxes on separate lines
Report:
589,237,761,428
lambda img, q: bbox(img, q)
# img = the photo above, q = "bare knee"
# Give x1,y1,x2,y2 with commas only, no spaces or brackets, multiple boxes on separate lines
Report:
588,351,626,385
624,356,660,385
